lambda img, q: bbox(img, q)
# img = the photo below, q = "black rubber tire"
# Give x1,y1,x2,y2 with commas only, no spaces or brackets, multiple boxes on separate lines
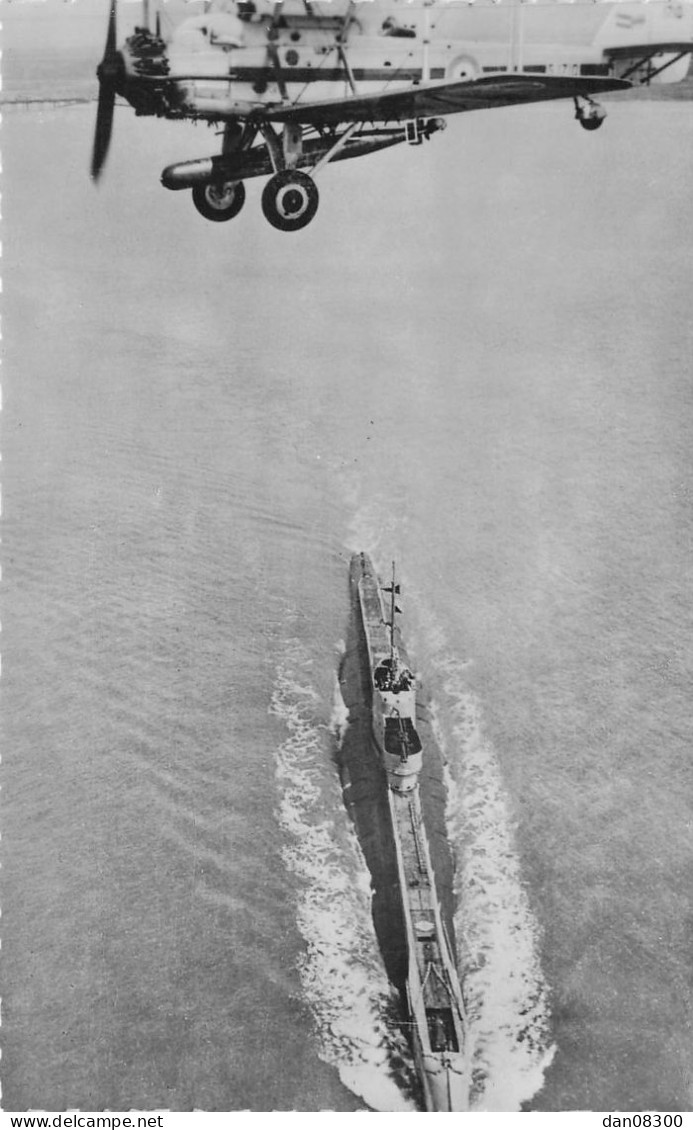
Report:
261,170,319,232
579,115,604,131
192,180,246,222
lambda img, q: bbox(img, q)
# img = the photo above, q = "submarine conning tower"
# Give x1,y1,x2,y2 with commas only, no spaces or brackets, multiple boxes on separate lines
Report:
355,553,424,792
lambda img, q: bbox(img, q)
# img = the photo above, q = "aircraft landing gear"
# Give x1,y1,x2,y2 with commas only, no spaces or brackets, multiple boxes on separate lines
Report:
261,170,319,232
574,97,606,132
192,180,246,222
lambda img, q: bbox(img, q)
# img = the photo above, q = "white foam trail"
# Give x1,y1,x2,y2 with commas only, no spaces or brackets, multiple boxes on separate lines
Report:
329,643,350,746
270,649,417,1113
408,603,555,1112
443,741,555,1111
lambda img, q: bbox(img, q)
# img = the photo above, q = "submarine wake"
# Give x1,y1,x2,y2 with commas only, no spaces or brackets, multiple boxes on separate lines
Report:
338,512,556,1109
270,643,417,1112
409,608,556,1111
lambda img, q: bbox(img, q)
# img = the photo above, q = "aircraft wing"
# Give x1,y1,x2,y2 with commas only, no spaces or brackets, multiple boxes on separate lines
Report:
265,73,632,126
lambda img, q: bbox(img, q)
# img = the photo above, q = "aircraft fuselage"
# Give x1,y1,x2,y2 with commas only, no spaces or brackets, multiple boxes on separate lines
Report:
149,0,693,119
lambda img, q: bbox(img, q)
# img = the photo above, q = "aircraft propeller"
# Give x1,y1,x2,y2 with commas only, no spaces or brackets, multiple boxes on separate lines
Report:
91,0,124,182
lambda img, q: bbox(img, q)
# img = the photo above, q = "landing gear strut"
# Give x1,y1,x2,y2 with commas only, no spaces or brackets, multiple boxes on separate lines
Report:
192,180,246,222
574,97,606,131
261,170,319,232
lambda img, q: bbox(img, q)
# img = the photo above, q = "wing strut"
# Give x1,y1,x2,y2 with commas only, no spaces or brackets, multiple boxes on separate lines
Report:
335,2,359,95
310,122,358,174
265,2,289,100
323,0,359,96
620,47,690,83
337,42,358,95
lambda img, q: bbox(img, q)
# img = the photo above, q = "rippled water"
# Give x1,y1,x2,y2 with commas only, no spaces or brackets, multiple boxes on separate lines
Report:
3,98,693,1111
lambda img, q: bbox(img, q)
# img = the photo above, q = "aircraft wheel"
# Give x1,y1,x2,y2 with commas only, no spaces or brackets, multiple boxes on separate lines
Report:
575,102,606,132
192,180,246,222
261,171,319,232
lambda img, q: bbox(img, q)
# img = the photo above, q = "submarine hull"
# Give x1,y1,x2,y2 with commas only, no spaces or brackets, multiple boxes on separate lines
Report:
347,553,470,1112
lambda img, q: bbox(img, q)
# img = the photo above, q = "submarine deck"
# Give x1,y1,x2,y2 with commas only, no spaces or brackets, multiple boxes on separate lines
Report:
390,788,461,1014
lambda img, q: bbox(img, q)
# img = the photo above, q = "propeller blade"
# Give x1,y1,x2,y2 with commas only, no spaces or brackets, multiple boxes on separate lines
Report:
104,0,117,58
91,83,115,182
90,0,120,183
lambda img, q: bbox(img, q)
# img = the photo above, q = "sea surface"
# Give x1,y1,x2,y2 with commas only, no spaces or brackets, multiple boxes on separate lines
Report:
3,94,693,1112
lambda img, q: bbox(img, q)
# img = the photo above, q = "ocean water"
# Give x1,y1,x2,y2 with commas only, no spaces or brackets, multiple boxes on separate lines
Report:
3,97,693,1111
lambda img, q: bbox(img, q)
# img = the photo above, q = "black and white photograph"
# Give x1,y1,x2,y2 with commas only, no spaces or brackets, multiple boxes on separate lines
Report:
3,0,693,1116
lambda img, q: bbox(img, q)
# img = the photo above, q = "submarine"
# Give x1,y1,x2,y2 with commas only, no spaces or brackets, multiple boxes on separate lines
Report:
348,552,470,1112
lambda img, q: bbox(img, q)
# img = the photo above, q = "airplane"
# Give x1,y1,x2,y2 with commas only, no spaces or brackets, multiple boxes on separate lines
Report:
91,0,693,231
